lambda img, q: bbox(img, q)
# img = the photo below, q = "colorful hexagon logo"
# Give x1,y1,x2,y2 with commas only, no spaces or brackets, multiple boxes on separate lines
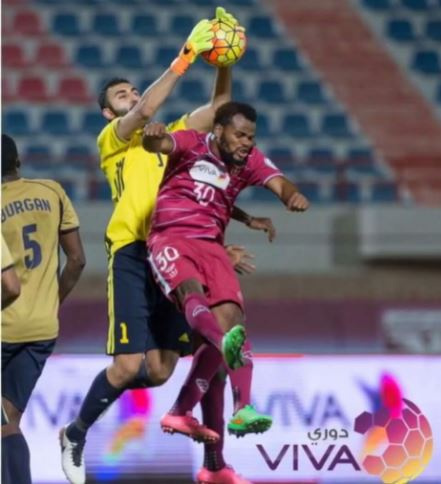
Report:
354,398,433,483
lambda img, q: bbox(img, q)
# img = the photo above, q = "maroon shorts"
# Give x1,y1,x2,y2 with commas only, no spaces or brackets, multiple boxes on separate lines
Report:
148,235,244,311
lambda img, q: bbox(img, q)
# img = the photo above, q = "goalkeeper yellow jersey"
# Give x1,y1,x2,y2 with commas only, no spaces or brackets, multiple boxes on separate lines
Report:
97,115,187,255
1,178,79,342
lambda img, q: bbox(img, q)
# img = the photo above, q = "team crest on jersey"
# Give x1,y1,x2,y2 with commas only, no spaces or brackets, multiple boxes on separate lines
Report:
189,160,230,190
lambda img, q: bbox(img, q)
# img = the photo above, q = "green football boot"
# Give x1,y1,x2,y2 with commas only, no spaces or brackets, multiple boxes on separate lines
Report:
228,405,273,437
222,324,246,370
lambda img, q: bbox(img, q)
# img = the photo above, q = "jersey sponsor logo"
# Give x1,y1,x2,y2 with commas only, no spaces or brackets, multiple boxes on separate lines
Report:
189,160,230,190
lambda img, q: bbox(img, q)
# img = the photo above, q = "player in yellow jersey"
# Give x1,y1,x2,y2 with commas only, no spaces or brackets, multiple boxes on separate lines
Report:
1,134,86,484
1,235,20,309
60,8,274,484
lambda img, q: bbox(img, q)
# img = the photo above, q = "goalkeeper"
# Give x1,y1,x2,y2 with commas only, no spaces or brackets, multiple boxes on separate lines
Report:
60,7,270,484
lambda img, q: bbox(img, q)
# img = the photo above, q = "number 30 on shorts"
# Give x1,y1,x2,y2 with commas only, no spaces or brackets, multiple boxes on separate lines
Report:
155,246,180,271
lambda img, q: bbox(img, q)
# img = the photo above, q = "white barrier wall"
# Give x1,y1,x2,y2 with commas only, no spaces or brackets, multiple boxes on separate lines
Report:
23,355,440,483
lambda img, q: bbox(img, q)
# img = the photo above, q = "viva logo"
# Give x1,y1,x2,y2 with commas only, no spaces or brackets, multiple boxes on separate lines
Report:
355,374,433,484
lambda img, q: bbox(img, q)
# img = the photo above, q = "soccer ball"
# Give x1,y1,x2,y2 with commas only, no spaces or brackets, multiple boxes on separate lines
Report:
201,19,247,67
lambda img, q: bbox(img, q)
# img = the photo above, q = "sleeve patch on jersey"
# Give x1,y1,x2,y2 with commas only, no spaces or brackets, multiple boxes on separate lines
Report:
189,160,230,190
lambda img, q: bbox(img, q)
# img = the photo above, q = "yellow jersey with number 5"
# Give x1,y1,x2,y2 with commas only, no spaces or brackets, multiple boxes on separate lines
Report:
1,178,79,342
97,115,187,255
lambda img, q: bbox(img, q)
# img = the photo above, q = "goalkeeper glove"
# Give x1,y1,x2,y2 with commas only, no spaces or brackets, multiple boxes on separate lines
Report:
170,19,214,76
215,6,245,32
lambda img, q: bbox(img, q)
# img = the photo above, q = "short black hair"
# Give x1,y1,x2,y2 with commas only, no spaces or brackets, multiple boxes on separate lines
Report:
2,134,19,177
98,77,130,109
213,102,257,127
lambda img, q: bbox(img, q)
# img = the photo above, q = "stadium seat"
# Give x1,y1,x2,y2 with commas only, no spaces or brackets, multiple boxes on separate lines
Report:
257,80,286,103
2,43,29,68
362,0,392,9
248,16,277,38
114,45,144,69
178,79,207,103
163,111,183,124
308,147,336,162
41,111,71,135
2,78,16,103
347,146,374,162
34,42,68,68
386,19,416,42
228,0,256,5
59,179,77,201
255,114,272,137
155,46,178,68
371,181,398,202
52,13,81,36
267,146,296,170
308,148,338,176
401,0,430,10
238,47,263,70
75,44,106,68
81,111,106,135
321,113,354,138
273,48,303,71
296,81,327,104
57,76,92,103
4,110,32,136
282,113,314,138
64,144,95,168
88,179,111,200
332,181,362,203
295,181,322,203
12,10,43,35
131,14,159,36
24,144,53,164
412,50,441,74
170,15,196,37
232,79,250,102
17,75,51,102
425,20,441,42
92,13,121,37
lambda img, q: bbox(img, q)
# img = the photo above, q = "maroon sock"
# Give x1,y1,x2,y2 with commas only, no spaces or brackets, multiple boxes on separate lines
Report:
170,343,223,415
202,371,227,472
227,339,253,413
183,293,224,349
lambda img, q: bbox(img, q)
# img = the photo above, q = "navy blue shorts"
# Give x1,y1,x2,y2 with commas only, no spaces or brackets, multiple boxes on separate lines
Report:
106,241,191,356
2,339,56,413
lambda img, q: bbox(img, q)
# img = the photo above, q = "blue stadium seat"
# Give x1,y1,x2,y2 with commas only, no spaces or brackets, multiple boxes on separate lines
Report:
114,45,144,69
232,79,249,102
193,0,217,5
273,48,303,71
296,81,327,104
308,147,336,161
347,146,374,162
371,181,398,202
59,180,77,201
248,16,277,38
228,0,256,5
170,15,196,37
425,20,441,42
412,50,441,74
41,111,71,135
138,77,155,92
308,148,337,176
64,144,95,167
251,187,278,202
362,0,392,9
332,182,362,203
178,79,207,103
386,19,416,42
89,180,111,200
3,110,32,136
163,111,184,124
52,13,81,36
131,14,159,36
81,111,106,135
257,80,286,103
155,46,178,68
282,113,313,138
401,0,430,10
267,146,296,170
75,44,106,68
321,113,353,138
255,114,271,137
24,144,53,165
92,13,121,37
295,181,322,203
239,47,263,70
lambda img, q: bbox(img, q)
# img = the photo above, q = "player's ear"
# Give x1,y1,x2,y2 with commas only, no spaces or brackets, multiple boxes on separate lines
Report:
102,107,116,121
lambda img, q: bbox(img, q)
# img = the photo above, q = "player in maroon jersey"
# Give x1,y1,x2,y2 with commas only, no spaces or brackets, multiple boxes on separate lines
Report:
143,102,308,483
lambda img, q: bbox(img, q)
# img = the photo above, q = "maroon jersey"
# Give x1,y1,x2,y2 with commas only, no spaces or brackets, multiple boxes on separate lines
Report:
149,130,283,243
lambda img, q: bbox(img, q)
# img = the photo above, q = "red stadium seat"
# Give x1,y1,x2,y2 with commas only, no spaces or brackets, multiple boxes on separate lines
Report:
2,43,29,68
57,76,92,103
2,78,16,103
17,75,51,102
12,10,44,36
35,42,68,69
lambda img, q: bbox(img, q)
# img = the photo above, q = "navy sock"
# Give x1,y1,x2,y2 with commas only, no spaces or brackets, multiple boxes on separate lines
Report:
126,360,155,389
2,433,32,484
66,369,124,441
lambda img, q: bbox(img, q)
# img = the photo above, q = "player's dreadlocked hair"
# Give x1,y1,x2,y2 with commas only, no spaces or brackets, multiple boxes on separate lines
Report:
2,134,20,177
98,77,130,109
213,101,257,126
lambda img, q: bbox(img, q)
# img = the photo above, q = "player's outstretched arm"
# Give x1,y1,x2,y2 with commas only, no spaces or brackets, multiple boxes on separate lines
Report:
116,19,215,141
142,122,174,154
266,176,310,212
59,229,86,303
231,206,276,242
2,266,21,309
